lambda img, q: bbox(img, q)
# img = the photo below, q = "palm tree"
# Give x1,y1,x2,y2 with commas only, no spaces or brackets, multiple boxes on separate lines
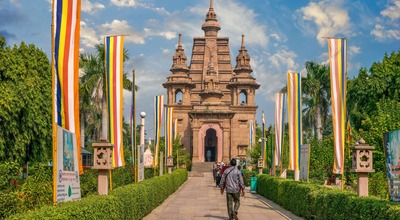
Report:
302,61,330,140
79,44,135,146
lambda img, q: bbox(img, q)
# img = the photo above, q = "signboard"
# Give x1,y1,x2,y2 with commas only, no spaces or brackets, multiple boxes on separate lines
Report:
383,130,400,202
300,144,310,182
138,145,144,182
56,126,81,203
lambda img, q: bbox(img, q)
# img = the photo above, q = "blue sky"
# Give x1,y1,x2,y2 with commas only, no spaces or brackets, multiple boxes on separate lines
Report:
1,0,399,138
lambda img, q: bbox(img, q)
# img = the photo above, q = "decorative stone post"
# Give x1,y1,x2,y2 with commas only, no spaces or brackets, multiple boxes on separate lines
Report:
258,158,264,174
92,141,113,195
350,139,375,197
167,156,174,174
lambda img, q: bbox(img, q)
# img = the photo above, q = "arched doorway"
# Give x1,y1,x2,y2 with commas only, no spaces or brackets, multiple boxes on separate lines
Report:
204,129,217,162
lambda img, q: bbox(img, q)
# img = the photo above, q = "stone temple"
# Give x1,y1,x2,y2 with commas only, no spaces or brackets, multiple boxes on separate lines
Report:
163,0,260,163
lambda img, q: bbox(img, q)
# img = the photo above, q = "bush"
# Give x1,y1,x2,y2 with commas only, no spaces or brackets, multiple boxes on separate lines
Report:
256,174,400,220
7,169,188,220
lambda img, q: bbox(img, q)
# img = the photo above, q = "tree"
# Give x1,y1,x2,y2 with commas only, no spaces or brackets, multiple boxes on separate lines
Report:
79,44,135,146
347,50,400,130
0,37,52,163
302,61,331,140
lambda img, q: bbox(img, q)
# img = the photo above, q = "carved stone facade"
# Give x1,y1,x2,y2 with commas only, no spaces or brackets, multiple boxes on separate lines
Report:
163,0,260,163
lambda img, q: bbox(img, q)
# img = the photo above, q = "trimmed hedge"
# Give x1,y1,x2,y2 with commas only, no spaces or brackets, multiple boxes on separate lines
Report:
7,169,188,220
257,174,400,220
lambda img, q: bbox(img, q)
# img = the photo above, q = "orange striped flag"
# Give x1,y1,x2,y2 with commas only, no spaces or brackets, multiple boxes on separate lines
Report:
105,36,125,167
53,0,82,174
327,38,347,175
287,72,302,171
165,107,174,157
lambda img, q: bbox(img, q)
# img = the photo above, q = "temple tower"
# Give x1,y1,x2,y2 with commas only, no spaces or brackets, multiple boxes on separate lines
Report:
163,0,260,163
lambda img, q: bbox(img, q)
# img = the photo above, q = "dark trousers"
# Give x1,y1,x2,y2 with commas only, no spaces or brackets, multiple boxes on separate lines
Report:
226,192,240,219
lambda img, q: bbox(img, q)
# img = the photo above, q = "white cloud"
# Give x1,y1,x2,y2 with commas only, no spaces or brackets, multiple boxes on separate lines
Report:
143,28,177,40
299,1,351,45
370,0,400,41
270,33,281,41
100,20,145,44
110,0,137,8
381,0,400,21
371,24,400,40
82,0,105,14
349,46,361,55
268,49,299,73
80,21,101,49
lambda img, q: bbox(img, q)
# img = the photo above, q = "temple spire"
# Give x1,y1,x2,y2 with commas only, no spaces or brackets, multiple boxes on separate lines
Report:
202,0,221,37
170,34,188,73
234,34,252,74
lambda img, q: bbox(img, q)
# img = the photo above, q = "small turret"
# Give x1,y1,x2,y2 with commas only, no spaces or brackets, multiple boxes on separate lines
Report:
234,35,252,75
202,0,221,37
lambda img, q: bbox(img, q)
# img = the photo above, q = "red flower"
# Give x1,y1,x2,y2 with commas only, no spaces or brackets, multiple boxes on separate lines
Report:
19,194,23,198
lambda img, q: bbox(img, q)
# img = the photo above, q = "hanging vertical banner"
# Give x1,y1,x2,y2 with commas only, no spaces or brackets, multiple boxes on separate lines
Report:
154,95,164,167
383,130,400,202
52,0,82,203
249,120,253,151
165,107,174,158
274,92,286,166
327,38,347,175
105,35,125,167
261,112,266,164
174,118,178,139
287,72,302,171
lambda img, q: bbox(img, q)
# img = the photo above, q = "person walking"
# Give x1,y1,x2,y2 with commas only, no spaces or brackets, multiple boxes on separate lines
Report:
219,158,245,220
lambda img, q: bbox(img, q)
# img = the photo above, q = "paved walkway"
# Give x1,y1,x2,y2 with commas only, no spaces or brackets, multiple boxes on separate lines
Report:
143,172,303,220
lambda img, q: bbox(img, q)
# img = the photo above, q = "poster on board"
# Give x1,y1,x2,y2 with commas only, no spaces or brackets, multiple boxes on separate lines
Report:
138,145,145,182
383,129,400,202
300,144,310,182
56,126,81,203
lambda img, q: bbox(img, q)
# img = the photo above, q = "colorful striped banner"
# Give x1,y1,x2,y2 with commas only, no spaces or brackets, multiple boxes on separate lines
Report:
261,112,266,163
105,36,125,167
287,72,302,171
165,107,174,157
154,95,164,167
174,118,178,139
249,120,253,151
327,38,347,175
274,92,286,166
53,0,82,174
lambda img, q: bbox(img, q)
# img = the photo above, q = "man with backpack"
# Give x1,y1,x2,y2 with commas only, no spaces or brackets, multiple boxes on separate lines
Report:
219,158,245,220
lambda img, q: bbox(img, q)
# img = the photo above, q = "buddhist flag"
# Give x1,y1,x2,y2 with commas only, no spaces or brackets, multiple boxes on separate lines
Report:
165,107,174,157
174,118,178,139
261,112,266,162
154,95,164,167
287,72,302,171
274,92,286,166
249,120,254,151
327,38,347,175
52,0,82,174
105,36,125,167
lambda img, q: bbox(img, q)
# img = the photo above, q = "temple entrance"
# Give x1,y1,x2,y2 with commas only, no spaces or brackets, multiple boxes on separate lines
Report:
204,129,217,162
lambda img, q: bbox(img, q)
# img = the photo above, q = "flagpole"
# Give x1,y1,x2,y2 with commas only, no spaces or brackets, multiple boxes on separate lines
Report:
51,0,57,204
132,69,137,182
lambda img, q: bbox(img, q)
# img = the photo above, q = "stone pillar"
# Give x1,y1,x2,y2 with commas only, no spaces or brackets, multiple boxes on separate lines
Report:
350,139,375,197
192,128,200,162
258,158,264,175
167,156,174,174
140,112,146,145
92,141,113,195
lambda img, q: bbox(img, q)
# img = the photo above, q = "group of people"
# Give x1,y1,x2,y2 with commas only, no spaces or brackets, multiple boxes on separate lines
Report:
212,159,245,220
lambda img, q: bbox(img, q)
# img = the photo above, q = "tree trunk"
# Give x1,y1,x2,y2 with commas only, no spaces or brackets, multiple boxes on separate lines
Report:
316,104,322,140
101,98,108,141
80,113,85,148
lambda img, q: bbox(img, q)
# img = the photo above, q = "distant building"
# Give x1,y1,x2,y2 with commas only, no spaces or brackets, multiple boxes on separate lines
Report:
163,0,260,163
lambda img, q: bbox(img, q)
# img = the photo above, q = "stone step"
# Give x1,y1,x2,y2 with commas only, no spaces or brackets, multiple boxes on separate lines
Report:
191,162,214,173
